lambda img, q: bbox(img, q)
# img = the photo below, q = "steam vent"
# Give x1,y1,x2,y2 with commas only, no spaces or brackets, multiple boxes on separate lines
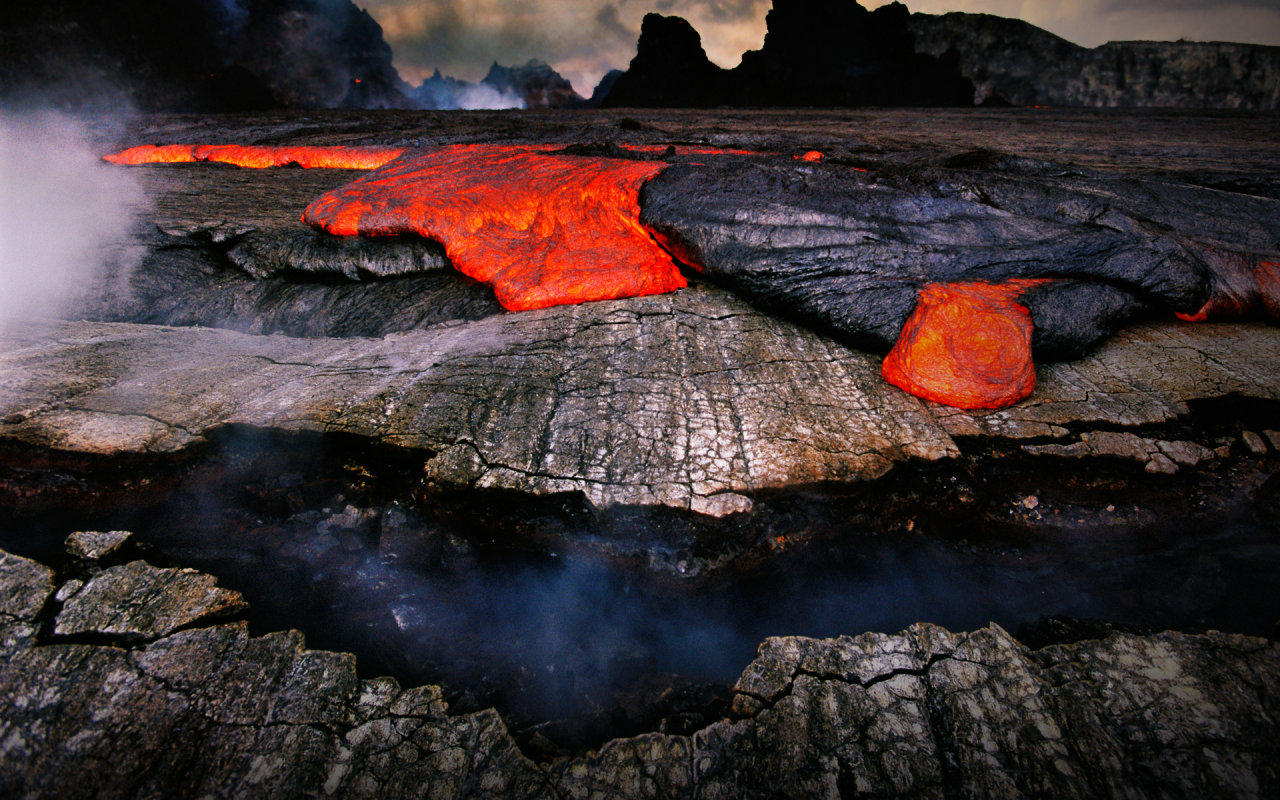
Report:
3,106,1280,797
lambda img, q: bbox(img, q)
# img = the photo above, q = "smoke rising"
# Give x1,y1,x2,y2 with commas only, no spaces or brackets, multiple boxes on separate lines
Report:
0,113,147,328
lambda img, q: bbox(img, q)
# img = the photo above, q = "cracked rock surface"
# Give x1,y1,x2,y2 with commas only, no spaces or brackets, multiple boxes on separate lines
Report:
1,540,1276,798
0,285,954,513
3,310,1278,514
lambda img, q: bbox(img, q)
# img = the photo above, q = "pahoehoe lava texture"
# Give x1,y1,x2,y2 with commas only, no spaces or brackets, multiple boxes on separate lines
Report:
302,144,687,310
104,137,1280,407
640,153,1280,364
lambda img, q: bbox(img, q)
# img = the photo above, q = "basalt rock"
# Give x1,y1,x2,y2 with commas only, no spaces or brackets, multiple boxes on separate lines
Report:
1,540,1276,798
640,151,1279,362
78,226,500,340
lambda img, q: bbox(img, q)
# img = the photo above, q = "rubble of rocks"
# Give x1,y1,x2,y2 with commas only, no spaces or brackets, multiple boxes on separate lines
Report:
2,536,1276,798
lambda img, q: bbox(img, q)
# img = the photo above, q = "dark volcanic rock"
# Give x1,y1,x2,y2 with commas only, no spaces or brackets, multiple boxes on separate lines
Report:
83,232,500,339
0,0,410,111
641,151,1278,359
65,530,133,561
55,560,248,640
909,11,1280,109
2,540,1277,797
732,0,974,107
604,1,973,108
587,69,624,107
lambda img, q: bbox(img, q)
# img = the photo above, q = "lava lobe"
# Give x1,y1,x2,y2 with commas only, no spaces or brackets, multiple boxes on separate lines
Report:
303,144,687,310
881,279,1048,409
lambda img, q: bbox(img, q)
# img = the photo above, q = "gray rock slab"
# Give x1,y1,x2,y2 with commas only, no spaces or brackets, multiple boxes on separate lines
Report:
5,310,1280,515
54,560,248,640
933,322,1280,439
65,530,133,561
0,551,55,650
1022,431,1216,473
0,285,956,514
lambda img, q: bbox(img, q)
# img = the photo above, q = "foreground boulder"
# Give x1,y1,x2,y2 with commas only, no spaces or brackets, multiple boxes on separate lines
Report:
1,540,1276,798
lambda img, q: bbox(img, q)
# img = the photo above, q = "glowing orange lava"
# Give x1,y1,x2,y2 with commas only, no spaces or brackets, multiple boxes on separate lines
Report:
882,279,1049,409
1177,258,1280,322
304,144,687,311
796,151,824,162
104,144,406,169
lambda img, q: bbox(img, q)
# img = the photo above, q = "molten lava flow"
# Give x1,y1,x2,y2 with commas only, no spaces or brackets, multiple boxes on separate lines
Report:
104,144,406,169
304,144,687,310
882,279,1050,409
796,151,824,162
1177,257,1280,322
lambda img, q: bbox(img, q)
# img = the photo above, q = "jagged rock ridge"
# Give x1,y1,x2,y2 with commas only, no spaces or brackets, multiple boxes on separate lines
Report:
481,59,586,108
410,60,587,110
909,11,1280,109
603,0,974,107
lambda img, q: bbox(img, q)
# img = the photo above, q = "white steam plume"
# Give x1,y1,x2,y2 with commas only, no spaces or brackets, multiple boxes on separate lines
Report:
0,112,147,326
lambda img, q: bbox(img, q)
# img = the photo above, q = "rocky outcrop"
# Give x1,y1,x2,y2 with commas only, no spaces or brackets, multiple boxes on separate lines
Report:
587,69,624,107
602,14,733,108
410,60,587,111
603,1,973,108
909,11,1280,109
0,0,411,111
1,538,1276,798
481,60,586,108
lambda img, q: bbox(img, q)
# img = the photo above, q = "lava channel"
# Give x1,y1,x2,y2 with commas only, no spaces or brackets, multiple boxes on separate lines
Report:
882,279,1051,409
103,144,407,169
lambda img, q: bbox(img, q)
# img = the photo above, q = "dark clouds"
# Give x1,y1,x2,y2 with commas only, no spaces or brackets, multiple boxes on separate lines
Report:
363,0,1280,94
364,0,768,93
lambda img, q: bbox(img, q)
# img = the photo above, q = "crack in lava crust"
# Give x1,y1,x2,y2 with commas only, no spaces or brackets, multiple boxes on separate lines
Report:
302,144,687,310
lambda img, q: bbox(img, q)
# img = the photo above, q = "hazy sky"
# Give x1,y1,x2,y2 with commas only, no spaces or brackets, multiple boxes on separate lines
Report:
363,0,1280,94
